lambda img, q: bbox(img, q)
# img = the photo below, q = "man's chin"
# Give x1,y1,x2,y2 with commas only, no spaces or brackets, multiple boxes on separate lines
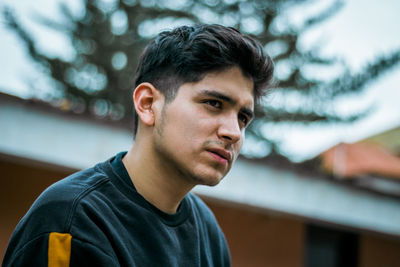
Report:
195,174,225,187
188,165,229,186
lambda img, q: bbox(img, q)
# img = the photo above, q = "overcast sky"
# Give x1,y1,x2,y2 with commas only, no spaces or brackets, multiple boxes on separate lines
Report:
1,0,399,160
278,0,400,160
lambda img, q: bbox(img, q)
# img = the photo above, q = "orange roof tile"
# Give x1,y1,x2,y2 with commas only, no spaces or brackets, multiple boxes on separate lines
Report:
322,143,400,179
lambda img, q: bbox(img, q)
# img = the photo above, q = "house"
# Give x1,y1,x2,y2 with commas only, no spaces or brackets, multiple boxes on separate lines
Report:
1,92,400,266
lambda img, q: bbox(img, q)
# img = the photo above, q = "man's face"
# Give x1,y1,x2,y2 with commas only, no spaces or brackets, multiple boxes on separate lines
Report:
152,66,254,186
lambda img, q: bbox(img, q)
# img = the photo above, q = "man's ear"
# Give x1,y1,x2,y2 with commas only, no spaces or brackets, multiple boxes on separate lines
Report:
133,82,163,127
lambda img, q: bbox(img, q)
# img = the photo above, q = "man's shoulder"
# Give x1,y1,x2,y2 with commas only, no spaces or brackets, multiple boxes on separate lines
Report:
15,162,111,236
37,163,109,207
3,161,120,266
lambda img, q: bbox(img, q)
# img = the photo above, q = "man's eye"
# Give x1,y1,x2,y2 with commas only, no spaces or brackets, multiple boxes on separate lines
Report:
238,114,248,127
205,100,222,109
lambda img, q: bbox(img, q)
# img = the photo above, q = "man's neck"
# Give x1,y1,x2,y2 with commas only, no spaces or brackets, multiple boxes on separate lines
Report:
122,141,194,214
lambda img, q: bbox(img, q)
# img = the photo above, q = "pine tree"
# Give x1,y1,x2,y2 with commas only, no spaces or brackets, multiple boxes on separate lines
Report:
3,0,400,159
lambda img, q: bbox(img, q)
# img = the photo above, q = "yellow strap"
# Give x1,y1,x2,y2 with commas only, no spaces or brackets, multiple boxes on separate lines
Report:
48,232,72,267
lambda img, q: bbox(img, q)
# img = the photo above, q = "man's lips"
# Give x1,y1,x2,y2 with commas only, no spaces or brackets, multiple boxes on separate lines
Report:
207,147,232,163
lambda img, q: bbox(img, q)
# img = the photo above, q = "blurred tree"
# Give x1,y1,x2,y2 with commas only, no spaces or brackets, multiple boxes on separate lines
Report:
3,0,400,159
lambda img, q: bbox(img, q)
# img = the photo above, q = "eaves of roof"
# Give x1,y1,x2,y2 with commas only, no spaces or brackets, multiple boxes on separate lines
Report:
2,92,400,237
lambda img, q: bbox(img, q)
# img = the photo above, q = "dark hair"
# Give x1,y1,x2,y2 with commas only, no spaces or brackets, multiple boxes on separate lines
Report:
132,24,274,135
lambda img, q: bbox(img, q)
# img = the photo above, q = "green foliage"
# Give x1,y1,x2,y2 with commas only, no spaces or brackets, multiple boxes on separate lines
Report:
3,0,400,158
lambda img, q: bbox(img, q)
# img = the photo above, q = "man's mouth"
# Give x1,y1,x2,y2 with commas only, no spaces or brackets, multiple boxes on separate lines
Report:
207,148,232,164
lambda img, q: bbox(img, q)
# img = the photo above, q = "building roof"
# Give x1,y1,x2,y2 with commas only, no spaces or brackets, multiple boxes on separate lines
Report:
320,125,400,198
0,92,132,169
2,92,400,237
322,142,400,178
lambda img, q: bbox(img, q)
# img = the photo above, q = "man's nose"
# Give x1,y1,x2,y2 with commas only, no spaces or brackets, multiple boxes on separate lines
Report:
217,114,241,144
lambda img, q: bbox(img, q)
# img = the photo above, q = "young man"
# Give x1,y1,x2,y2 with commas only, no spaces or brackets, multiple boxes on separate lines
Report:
3,24,274,266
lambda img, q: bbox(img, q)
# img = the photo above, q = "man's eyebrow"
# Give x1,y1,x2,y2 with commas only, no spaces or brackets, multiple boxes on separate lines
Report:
201,90,254,119
201,90,235,105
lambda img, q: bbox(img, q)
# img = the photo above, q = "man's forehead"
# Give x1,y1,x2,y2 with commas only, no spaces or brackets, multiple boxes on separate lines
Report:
199,68,254,101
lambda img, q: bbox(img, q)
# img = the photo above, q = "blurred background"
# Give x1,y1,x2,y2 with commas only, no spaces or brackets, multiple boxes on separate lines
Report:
1,0,399,266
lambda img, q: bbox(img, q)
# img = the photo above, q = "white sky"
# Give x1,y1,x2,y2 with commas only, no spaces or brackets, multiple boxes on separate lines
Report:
276,0,400,160
0,0,399,161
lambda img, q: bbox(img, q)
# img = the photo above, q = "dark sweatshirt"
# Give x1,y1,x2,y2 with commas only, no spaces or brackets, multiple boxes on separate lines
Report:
3,152,230,267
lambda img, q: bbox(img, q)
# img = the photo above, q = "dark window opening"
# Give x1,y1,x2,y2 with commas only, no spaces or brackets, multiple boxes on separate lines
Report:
305,224,359,267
